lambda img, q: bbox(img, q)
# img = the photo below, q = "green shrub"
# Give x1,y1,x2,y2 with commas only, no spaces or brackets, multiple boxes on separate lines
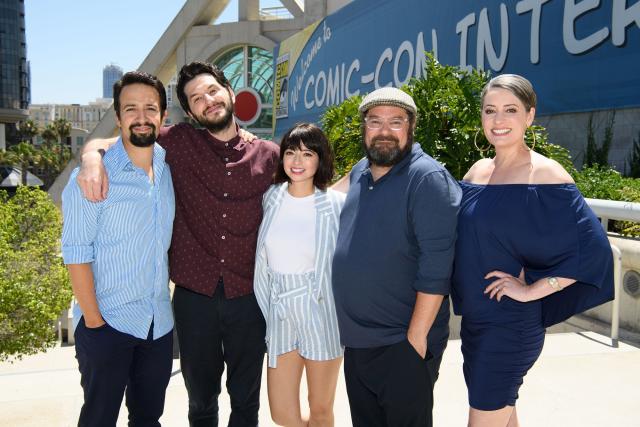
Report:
322,52,574,180
407,53,489,179
0,187,72,361
584,111,615,168
625,131,640,178
573,166,640,237
321,95,363,179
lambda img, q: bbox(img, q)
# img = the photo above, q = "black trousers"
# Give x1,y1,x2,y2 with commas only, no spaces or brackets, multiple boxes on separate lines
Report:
173,283,266,427
344,339,443,427
74,318,173,427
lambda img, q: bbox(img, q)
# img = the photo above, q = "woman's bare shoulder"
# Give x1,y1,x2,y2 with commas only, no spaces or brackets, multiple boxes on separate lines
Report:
530,153,574,184
463,158,494,183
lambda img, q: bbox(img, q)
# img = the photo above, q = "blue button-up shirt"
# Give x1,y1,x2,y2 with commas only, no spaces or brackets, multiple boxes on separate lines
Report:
332,143,461,357
62,138,175,340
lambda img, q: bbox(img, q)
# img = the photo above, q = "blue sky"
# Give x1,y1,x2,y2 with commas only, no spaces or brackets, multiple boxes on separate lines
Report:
25,0,282,105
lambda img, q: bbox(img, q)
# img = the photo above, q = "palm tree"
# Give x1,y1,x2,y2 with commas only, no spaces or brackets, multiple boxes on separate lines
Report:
33,146,60,189
17,120,39,144
7,142,36,185
0,149,9,165
53,118,71,146
41,124,58,148
52,119,72,167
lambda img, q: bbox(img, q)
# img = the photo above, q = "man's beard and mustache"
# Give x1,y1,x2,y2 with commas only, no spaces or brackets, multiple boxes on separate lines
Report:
363,130,413,167
194,99,234,133
129,122,157,147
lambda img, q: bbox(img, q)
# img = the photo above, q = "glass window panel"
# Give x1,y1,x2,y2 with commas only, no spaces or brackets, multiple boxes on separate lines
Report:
213,45,275,138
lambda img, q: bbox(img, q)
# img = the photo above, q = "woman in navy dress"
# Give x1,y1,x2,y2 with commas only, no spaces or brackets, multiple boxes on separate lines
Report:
452,74,614,427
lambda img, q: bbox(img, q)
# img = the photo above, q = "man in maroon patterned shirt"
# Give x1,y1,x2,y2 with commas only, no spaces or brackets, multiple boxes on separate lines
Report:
79,62,279,427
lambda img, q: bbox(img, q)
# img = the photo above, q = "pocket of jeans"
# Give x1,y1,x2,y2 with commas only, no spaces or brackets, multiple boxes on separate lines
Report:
82,317,109,332
405,338,428,362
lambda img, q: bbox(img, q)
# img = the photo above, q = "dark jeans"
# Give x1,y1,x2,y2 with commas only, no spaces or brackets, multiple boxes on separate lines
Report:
344,339,443,427
173,283,266,427
74,318,173,427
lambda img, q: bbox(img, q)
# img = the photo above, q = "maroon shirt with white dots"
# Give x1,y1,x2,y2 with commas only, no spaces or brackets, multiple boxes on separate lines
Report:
159,123,279,298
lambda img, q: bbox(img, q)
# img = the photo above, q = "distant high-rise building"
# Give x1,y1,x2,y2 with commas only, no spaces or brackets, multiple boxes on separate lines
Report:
0,0,30,150
29,98,112,135
102,64,123,98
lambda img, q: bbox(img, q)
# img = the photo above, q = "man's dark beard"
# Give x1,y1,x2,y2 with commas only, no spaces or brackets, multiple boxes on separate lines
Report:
129,123,157,147
363,131,413,167
195,102,234,133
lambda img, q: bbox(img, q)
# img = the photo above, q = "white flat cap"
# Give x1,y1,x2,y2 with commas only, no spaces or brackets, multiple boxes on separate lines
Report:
358,87,417,115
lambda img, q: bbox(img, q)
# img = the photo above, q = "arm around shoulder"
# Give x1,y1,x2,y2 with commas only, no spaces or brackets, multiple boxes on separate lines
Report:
77,137,118,202
81,136,118,157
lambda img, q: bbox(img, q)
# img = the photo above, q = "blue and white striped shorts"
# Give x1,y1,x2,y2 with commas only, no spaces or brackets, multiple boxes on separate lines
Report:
265,269,343,368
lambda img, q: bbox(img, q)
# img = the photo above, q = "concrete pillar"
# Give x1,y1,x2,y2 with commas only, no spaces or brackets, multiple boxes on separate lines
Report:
239,0,260,21
0,124,5,151
304,0,326,25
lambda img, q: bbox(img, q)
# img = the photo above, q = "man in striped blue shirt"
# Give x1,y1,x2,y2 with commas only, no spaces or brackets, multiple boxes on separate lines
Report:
62,71,175,427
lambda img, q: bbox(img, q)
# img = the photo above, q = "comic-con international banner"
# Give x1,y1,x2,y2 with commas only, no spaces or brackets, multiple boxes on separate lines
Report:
273,0,640,137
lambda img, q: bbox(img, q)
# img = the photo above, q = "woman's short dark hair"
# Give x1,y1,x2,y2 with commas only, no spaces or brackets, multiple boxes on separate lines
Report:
176,61,232,116
113,71,167,118
274,123,334,190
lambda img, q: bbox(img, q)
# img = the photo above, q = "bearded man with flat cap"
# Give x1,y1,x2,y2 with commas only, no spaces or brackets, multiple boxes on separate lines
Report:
332,87,462,427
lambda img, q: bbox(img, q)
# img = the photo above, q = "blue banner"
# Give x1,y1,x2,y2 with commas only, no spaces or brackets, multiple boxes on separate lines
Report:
274,0,640,136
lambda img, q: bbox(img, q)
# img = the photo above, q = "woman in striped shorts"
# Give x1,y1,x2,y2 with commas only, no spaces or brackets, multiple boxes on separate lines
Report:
254,123,345,427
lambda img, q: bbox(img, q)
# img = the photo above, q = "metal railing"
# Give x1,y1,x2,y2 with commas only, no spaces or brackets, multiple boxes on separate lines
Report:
259,7,293,21
585,198,640,347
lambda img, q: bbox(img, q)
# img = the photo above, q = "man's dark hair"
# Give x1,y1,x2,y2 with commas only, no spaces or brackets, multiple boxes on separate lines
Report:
176,61,232,115
274,123,335,190
113,71,167,119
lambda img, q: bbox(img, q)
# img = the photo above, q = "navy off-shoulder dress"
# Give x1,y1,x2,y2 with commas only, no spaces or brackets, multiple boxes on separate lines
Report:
452,182,614,410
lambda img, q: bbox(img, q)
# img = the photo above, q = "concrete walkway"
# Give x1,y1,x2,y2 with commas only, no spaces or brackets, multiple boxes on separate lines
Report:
1,327,638,426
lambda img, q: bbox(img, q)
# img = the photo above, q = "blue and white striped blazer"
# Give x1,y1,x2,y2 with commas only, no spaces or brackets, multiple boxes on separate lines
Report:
254,183,345,346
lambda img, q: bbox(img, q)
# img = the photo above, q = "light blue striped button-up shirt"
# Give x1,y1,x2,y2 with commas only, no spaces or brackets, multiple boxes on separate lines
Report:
62,138,175,340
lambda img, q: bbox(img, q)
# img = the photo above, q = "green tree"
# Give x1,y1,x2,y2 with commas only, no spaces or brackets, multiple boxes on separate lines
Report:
17,120,39,144
33,146,61,189
2,120,42,186
0,187,72,361
584,111,615,169
53,118,72,148
6,142,37,186
53,118,72,167
321,95,364,178
41,124,59,148
407,52,489,179
0,149,9,165
626,131,640,178
34,121,73,189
